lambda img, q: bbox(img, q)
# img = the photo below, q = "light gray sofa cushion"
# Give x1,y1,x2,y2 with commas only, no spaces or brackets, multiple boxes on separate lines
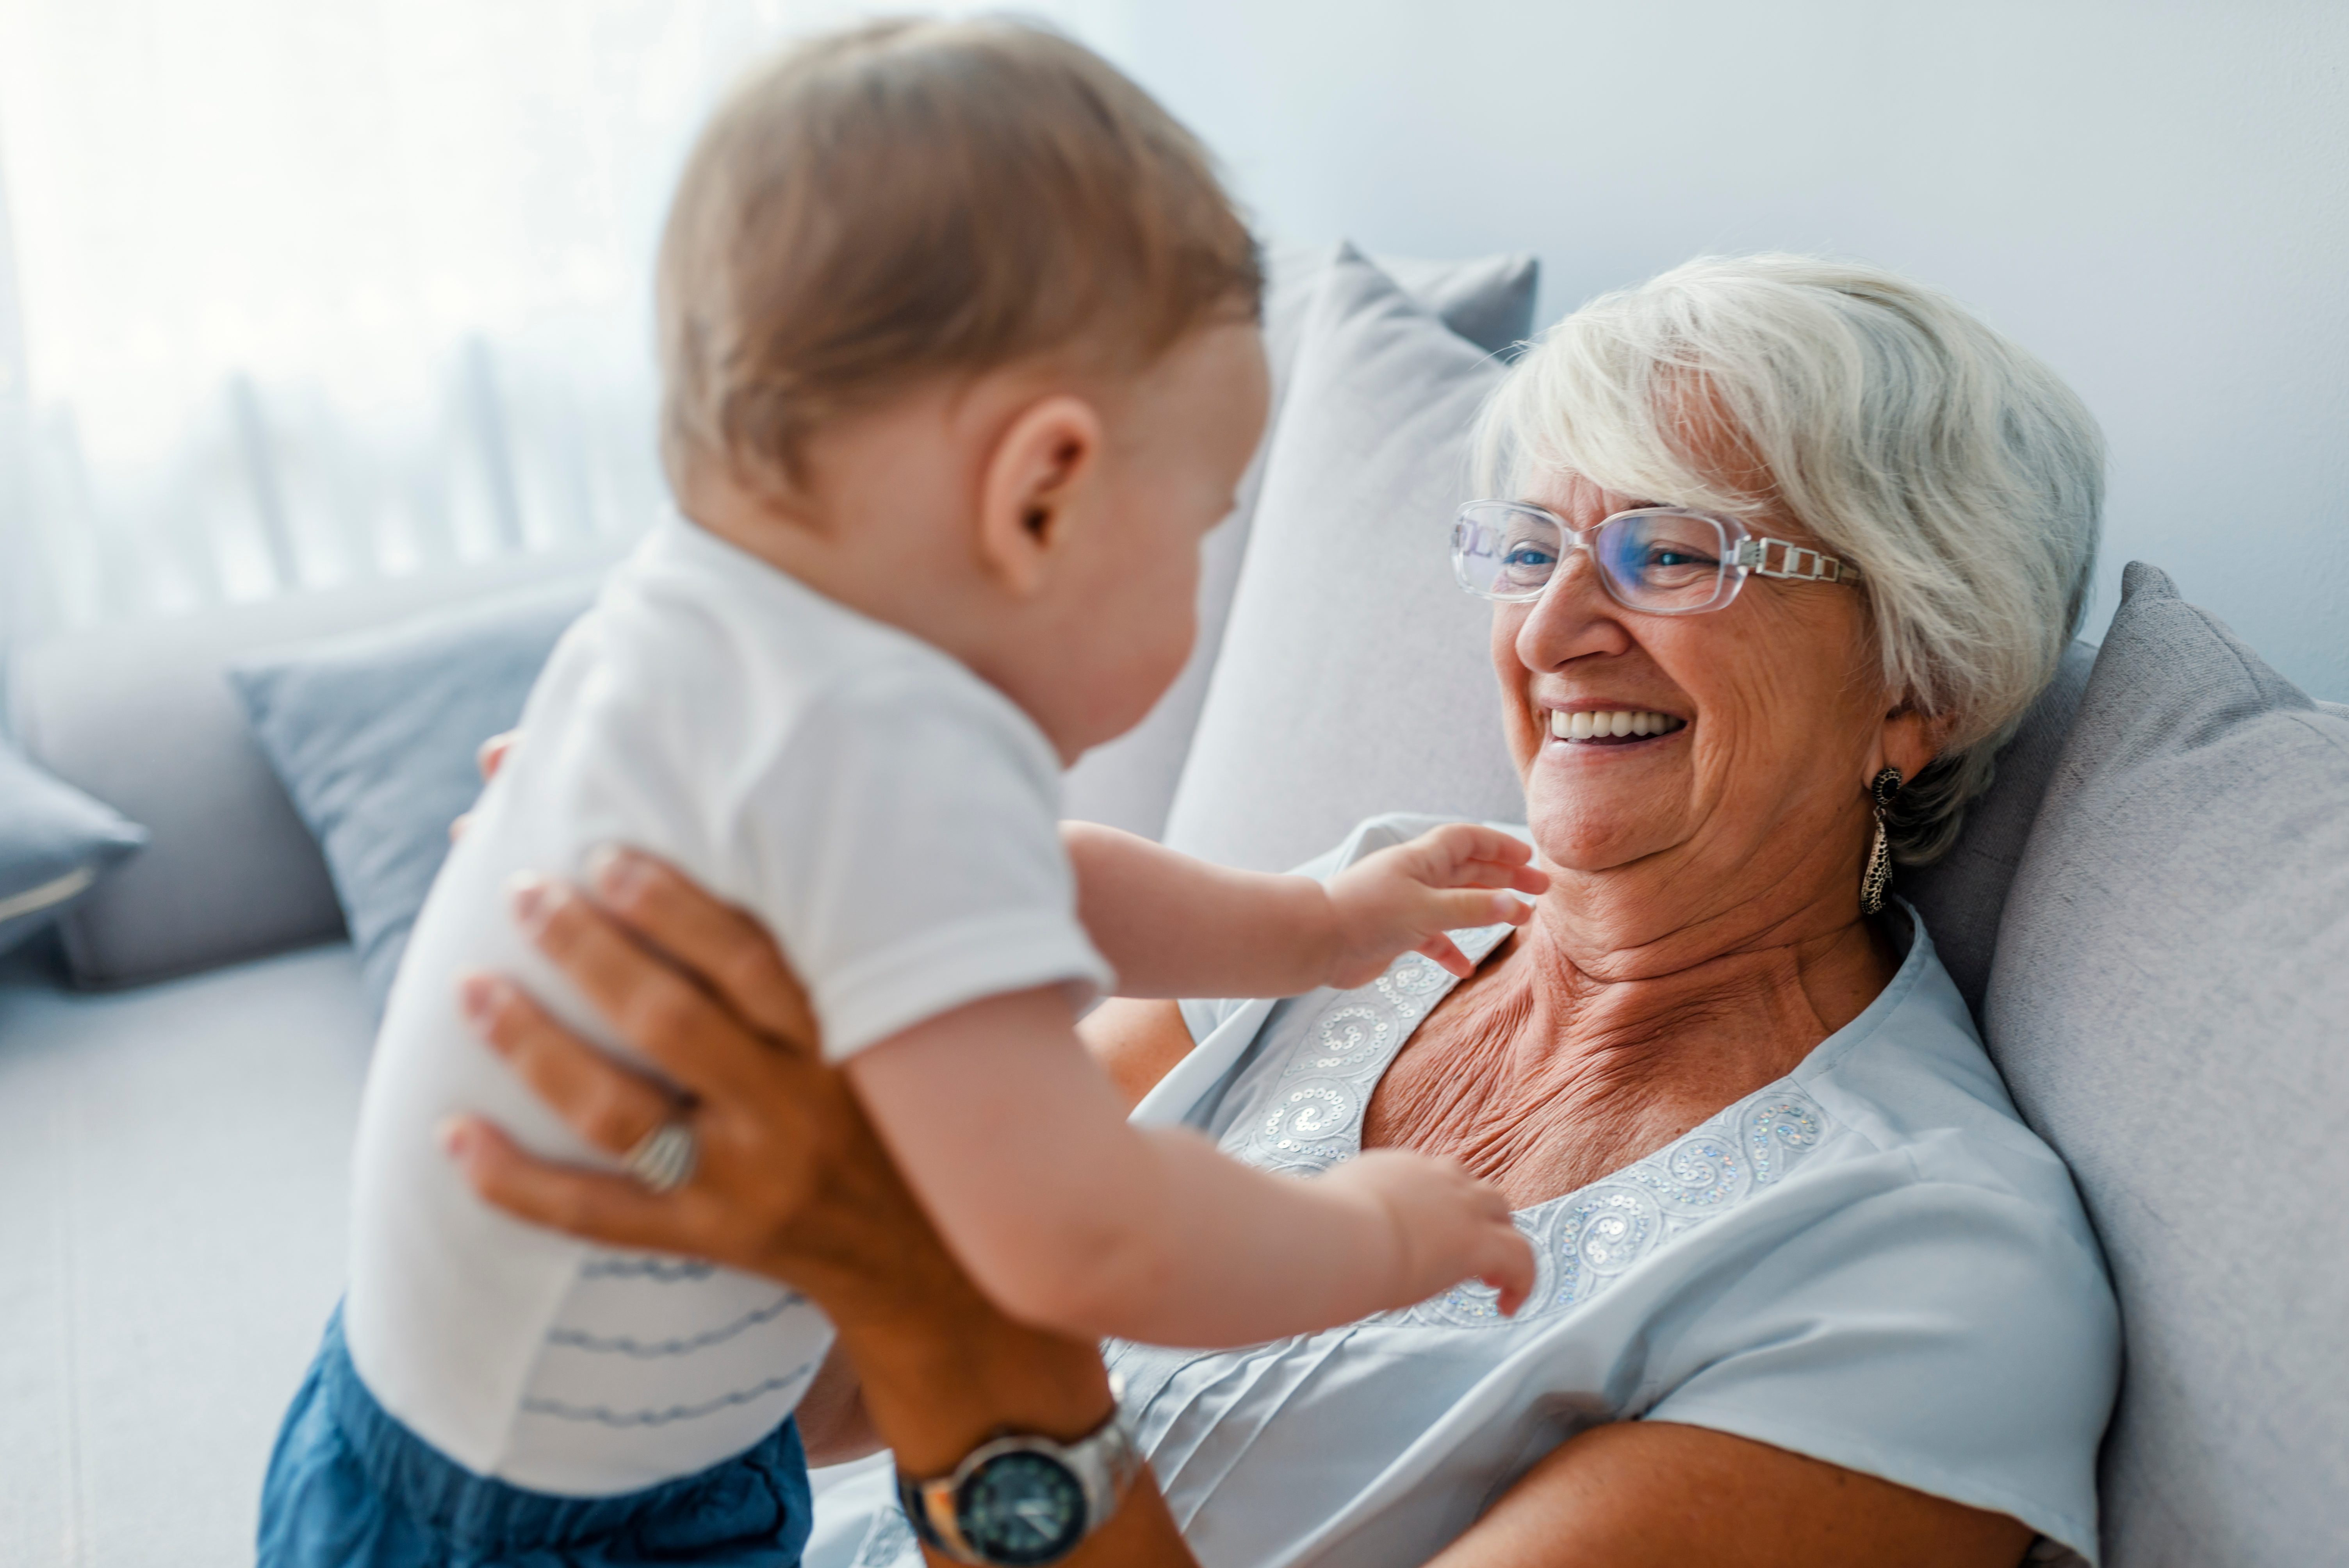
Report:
9,541,627,987
0,942,371,1566
0,741,148,956
230,576,601,1018
1984,561,2349,1567
1062,242,1536,840
1162,246,1527,870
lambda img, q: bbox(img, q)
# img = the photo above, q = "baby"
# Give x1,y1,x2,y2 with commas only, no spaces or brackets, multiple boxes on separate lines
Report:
260,19,1538,1566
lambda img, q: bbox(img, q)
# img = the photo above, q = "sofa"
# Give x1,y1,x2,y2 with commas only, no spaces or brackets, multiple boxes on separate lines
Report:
2,244,2342,1568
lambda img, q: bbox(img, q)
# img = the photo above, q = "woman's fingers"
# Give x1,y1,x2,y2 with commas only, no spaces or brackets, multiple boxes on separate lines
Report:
454,732,522,840
444,1115,691,1255
585,847,819,1051
511,876,763,1104
478,730,519,782
459,972,675,1158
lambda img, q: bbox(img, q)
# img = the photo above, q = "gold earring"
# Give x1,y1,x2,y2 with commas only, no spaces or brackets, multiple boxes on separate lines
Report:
1861,767,1902,916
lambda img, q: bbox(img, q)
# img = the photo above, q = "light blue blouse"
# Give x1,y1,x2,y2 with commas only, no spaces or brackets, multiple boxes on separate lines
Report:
806,816,2120,1568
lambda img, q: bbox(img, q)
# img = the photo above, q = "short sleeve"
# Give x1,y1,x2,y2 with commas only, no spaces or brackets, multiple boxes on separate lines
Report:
742,669,1112,1062
1643,1178,2119,1562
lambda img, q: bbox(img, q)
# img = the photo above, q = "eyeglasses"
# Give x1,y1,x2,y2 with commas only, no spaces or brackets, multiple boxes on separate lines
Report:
1450,500,1862,615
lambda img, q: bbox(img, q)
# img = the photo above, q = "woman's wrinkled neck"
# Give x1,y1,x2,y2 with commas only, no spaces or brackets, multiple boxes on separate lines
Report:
1489,862,1900,1083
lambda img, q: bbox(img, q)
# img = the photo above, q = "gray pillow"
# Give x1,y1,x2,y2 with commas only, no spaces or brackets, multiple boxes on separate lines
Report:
8,540,631,988
1162,245,1526,871
1899,638,2098,1023
1061,242,1538,841
0,742,148,957
229,576,601,1019
1984,561,2349,1567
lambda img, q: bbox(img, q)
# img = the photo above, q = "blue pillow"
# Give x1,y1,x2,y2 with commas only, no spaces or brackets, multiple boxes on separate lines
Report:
0,740,149,957
228,575,603,1019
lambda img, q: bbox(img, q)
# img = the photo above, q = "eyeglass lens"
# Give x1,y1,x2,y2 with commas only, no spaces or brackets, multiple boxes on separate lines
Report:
1451,504,1732,611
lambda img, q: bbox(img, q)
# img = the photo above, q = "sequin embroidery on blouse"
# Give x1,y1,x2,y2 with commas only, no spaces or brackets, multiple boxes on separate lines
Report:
1216,932,1835,1331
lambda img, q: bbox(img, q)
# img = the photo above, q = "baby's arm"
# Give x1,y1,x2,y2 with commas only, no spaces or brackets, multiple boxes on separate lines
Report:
1064,821,1550,1000
843,982,1535,1347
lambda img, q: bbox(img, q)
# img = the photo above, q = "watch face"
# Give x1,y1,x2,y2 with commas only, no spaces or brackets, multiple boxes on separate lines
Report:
955,1450,1087,1564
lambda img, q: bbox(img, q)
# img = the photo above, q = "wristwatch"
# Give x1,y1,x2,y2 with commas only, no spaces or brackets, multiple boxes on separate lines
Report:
896,1406,1143,1566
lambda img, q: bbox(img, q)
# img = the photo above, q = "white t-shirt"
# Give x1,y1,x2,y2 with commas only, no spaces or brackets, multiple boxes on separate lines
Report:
343,520,1113,1496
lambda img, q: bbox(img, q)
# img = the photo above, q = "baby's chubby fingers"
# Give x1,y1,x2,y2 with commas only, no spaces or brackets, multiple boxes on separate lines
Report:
1477,859,1551,898
1479,1224,1538,1317
1457,1178,1537,1317
1416,934,1476,979
1422,886,1536,933
1405,824,1551,894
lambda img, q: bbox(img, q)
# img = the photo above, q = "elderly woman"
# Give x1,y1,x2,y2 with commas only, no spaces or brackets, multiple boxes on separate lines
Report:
445,254,2119,1568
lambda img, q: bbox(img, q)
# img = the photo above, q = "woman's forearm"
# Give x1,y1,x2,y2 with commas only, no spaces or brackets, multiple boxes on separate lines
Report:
829,1303,1199,1568
778,1148,1200,1566
1427,1420,2033,1568
1063,821,1337,998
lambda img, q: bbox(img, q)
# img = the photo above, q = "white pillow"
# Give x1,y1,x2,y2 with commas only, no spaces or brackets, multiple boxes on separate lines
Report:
1161,246,1526,871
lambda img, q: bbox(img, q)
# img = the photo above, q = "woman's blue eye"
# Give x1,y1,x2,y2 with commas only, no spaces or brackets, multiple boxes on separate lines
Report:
1652,550,1709,568
1504,547,1557,568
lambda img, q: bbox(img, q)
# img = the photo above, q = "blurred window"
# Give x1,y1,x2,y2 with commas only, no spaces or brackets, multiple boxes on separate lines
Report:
0,0,823,641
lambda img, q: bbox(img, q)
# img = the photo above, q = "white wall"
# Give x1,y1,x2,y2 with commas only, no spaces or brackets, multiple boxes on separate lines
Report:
1088,0,2349,698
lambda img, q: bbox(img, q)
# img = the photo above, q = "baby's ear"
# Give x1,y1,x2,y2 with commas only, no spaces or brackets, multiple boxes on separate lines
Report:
977,394,1103,595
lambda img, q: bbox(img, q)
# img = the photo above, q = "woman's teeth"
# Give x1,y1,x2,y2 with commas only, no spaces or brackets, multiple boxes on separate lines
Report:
1549,709,1685,742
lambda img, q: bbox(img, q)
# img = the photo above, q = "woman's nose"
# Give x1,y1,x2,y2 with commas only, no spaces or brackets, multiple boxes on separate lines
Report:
1512,545,1633,672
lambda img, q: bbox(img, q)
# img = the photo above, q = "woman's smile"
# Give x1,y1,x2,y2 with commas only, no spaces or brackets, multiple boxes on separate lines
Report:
1536,702,1690,748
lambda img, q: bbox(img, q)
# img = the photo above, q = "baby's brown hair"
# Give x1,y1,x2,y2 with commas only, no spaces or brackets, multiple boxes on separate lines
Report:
657,17,1264,502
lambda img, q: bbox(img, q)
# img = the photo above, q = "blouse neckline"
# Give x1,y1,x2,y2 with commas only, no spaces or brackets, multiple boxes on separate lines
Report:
1212,909,1932,1327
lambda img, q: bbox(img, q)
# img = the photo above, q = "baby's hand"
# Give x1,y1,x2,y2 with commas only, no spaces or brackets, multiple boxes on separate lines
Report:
1326,1148,1536,1317
1321,824,1549,988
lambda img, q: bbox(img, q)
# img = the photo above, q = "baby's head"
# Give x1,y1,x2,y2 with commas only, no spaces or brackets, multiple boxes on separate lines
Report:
658,18,1268,759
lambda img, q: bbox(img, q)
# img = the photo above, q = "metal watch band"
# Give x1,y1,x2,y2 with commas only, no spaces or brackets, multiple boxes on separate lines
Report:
897,1406,1143,1566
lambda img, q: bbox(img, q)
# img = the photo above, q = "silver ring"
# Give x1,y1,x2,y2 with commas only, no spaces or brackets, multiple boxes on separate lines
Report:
623,1119,698,1194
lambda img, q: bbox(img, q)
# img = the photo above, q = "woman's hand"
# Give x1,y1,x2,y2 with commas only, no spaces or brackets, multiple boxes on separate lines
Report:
442,852,884,1300
437,850,1201,1563
447,731,520,842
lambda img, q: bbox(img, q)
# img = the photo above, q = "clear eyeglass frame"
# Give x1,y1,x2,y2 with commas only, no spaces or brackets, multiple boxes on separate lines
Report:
1449,499,1862,616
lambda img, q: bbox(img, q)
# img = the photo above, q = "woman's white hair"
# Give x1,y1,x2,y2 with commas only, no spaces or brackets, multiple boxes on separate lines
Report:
1478,253,2103,862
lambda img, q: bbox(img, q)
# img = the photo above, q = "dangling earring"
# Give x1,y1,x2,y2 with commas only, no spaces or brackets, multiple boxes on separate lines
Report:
1861,767,1902,916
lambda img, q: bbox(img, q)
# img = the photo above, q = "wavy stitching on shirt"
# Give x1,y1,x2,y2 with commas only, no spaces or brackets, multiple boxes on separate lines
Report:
545,1291,809,1358
1218,943,1836,1330
519,1361,817,1427
578,1256,716,1282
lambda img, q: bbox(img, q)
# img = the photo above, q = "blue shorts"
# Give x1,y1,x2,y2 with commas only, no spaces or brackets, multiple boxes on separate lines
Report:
259,1308,811,1566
